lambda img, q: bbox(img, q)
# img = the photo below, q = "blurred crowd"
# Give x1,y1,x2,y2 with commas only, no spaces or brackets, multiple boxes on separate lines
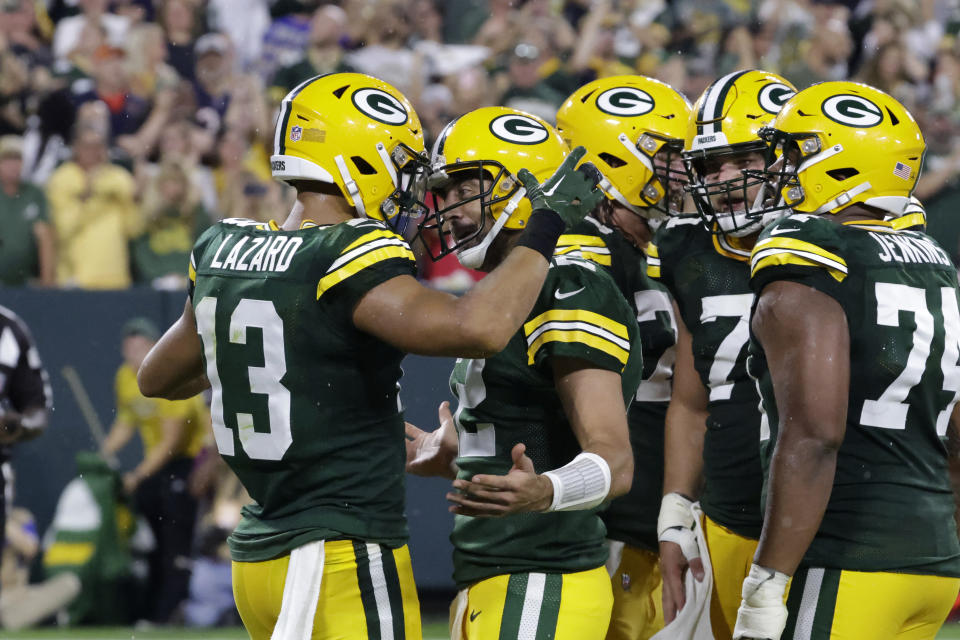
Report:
3,0,960,292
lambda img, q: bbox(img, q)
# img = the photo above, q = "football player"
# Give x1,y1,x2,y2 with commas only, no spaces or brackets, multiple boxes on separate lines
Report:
554,75,691,640
734,81,960,640
136,73,600,640
406,106,644,640
649,69,797,639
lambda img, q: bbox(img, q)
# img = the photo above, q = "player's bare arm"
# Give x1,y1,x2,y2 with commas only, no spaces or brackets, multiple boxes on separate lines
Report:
659,308,708,622
352,244,551,358
138,299,209,400
447,356,632,516
751,280,849,576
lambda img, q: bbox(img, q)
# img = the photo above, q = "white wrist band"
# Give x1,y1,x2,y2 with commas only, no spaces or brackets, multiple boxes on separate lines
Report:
542,452,611,512
657,491,695,537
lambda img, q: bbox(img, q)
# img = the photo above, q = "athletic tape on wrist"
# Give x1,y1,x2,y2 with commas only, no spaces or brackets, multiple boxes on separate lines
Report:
542,452,611,512
657,491,695,537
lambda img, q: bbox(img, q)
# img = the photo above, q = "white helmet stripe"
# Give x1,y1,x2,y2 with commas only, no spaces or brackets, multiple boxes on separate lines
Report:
699,70,749,135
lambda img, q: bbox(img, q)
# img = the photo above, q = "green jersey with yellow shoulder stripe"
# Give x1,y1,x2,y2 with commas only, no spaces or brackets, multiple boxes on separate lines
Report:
557,216,676,550
646,215,763,538
749,214,960,576
188,217,417,562
450,253,644,588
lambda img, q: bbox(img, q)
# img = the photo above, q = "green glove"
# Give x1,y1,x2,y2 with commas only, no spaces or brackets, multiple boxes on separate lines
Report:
517,146,604,228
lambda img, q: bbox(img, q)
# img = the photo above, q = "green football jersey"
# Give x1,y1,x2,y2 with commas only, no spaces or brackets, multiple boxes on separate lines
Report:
749,214,960,576
450,254,644,587
188,217,418,562
558,216,676,550
648,215,763,538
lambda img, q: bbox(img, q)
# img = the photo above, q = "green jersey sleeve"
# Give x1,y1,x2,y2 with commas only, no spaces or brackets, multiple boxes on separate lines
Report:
523,257,635,375
314,221,417,308
750,214,848,302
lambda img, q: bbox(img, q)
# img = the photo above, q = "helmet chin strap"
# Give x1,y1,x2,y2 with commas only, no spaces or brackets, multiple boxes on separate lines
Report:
334,154,365,218
456,188,527,269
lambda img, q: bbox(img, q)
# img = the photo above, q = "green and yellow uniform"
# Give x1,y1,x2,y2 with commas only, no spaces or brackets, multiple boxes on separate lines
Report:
647,215,764,637
189,217,421,640
558,217,675,639
450,254,643,640
749,214,960,639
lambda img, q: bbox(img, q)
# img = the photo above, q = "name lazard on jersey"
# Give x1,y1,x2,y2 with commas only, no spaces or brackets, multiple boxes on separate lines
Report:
748,213,960,576
449,254,644,587
188,217,418,563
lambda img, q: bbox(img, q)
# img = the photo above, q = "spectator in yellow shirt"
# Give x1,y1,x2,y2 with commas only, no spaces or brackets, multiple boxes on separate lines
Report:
101,317,208,624
46,126,141,289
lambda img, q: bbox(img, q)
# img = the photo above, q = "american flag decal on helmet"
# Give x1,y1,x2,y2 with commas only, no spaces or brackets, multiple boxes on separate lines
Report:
893,162,912,180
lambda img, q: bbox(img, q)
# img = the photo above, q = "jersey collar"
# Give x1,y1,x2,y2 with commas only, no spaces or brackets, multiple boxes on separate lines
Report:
842,218,896,233
712,231,752,262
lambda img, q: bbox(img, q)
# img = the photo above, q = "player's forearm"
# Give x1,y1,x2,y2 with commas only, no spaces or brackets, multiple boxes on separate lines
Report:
583,439,633,499
755,433,838,576
453,247,550,354
663,401,707,498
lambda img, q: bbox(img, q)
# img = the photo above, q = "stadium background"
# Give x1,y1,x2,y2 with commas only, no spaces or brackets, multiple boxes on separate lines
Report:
3,0,960,635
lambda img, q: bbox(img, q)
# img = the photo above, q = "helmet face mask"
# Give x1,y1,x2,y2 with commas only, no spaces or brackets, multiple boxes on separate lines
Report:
685,141,791,237
648,137,689,217
683,70,798,238
378,142,432,234
418,107,568,269
418,161,519,263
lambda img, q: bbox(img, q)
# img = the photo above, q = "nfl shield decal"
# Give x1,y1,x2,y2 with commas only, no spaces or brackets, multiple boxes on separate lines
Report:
290,125,303,142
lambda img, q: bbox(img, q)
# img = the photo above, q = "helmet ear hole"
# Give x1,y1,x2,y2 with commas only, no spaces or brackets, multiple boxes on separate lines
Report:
826,167,859,181
351,156,377,175
598,152,627,168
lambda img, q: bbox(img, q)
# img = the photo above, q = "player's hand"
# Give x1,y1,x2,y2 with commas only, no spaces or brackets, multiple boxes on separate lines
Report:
658,492,705,623
659,535,706,623
447,443,552,516
517,146,603,229
405,401,459,479
732,564,789,640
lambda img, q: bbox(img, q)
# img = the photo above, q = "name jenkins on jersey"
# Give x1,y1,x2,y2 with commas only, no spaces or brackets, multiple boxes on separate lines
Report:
450,255,644,587
749,214,960,576
189,217,417,562
557,216,676,551
647,215,763,538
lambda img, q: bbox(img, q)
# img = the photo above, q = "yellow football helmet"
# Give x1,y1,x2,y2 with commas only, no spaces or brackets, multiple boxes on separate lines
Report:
760,81,924,217
270,72,429,231
684,69,797,237
556,75,691,222
421,106,568,268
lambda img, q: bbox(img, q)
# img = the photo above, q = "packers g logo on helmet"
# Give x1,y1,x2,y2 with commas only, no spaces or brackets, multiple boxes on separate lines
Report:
821,94,883,128
596,87,656,117
489,114,549,145
758,83,795,114
351,88,409,125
